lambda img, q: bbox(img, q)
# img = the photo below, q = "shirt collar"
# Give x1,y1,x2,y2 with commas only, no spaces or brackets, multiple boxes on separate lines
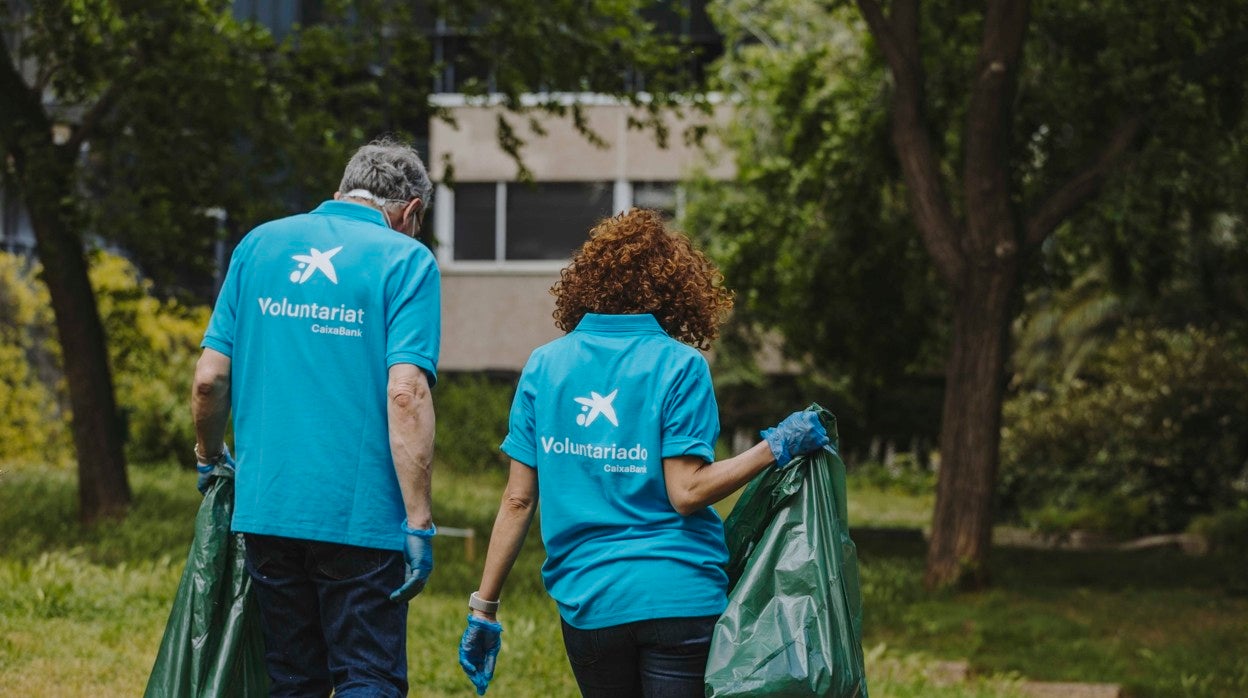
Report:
310,200,387,227
573,313,666,335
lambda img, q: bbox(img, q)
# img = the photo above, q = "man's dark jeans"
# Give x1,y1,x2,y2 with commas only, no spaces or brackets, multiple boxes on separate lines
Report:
560,615,718,698
243,534,408,698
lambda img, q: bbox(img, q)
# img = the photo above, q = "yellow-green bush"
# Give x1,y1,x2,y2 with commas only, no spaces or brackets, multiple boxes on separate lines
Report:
0,254,68,464
90,252,210,464
0,251,210,467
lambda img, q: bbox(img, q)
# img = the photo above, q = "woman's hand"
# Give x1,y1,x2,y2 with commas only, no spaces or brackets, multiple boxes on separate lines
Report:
459,614,503,695
761,410,830,468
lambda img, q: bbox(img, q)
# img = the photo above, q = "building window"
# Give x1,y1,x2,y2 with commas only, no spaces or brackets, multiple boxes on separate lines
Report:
506,182,613,260
0,187,36,255
439,180,678,266
232,0,318,39
631,181,679,219
452,183,497,261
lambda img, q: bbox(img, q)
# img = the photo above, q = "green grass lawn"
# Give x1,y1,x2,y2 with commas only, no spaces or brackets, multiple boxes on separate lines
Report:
1,463,1245,697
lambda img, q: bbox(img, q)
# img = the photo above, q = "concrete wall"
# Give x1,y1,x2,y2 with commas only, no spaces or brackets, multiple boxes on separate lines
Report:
429,97,735,183
440,269,562,372
439,269,801,375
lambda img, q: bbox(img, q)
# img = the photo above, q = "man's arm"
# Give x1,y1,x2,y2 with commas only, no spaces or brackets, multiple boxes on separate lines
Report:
388,363,435,529
192,348,232,457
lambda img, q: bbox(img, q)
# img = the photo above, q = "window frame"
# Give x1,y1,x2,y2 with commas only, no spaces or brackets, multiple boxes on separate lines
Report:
434,179,683,272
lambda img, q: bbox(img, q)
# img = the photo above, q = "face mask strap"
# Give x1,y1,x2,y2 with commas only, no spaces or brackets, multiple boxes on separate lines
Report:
344,188,420,236
343,188,389,206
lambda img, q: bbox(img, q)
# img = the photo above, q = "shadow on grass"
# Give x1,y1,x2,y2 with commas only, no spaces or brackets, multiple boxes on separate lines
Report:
853,530,1248,697
991,545,1248,596
851,527,1247,595
0,465,199,565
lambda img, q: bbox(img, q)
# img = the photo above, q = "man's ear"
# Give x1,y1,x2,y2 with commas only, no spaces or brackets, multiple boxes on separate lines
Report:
333,191,342,200
404,198,424,231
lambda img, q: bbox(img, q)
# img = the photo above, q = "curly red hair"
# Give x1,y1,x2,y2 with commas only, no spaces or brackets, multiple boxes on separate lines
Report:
551,208,734,350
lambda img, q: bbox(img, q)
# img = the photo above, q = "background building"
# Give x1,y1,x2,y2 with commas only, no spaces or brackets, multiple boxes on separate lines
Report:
419,0,728,370
430,96,734,371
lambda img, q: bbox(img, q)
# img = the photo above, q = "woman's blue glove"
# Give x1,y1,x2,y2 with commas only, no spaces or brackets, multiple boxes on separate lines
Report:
761,410,830,468
390,522,435,602
459,615,503,695
195,444,235,494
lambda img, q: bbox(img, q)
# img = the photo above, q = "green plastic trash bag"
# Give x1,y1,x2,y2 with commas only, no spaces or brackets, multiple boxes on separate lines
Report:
705,406,868,698
144,464,268,697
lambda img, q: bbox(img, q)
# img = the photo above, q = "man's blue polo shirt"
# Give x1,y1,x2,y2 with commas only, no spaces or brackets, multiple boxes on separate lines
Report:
501,313,728,629
203,200,440,551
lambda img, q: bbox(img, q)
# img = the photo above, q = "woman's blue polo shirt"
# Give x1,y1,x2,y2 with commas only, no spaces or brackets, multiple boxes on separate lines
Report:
501,313,728,629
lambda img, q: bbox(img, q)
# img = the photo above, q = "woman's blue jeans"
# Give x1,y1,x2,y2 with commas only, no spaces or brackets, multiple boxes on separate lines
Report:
243,534,408,698
560,615,718,698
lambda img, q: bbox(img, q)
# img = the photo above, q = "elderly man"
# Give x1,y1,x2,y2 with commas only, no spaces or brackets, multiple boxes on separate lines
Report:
191,137,440,697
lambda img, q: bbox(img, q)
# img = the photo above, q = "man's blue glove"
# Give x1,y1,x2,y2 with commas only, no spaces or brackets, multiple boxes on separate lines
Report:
390,522,435,602
195,444,235,494
459,614,503,695
761,410,830,468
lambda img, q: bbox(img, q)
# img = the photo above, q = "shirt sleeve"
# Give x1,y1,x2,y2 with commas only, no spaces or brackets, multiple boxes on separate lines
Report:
660,354,720,462
202,236,247,357
385,246,441,383
500,360,538,468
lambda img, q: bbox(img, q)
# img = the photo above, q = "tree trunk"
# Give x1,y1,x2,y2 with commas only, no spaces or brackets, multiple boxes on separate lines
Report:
24,152,131,524
925,265,1016,589
4,39,132,522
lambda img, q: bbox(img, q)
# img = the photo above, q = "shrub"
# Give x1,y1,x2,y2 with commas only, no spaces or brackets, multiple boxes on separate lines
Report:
433,373,515,474
0,251,210,467
1000,323,1248,535
849,458,935,497
90,252,211,464
0,254,69,464
1187,502,1248,555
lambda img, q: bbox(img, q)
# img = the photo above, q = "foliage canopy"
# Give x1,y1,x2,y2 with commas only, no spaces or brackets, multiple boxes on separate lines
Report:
689,0,1248,562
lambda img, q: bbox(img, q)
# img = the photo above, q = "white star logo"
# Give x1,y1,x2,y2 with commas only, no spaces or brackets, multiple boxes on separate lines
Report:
574,389,619,427
290,246,343,284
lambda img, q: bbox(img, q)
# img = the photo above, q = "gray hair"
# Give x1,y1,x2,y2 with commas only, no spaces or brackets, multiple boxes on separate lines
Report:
338,137,433,210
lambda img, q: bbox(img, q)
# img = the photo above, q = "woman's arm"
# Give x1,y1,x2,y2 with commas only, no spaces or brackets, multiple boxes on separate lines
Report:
472,459,539,620
663,441,775,516
664,410,831,516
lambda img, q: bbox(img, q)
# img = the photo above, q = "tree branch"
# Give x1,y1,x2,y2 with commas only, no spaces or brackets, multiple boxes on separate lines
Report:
854,0,905,75
1023,28,1248,251
856,0,966,288
64,80,123,153
1023,114,1145,250
962,1,1029,252
0,32,52,156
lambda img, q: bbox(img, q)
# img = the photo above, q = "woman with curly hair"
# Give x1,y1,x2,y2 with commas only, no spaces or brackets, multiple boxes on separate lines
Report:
457,208,828,697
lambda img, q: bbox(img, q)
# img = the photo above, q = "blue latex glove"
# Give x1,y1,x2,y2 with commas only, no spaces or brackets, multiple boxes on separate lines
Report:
390,522,435,602
195,444,235,494
761,410,830,468
459,614,503,695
